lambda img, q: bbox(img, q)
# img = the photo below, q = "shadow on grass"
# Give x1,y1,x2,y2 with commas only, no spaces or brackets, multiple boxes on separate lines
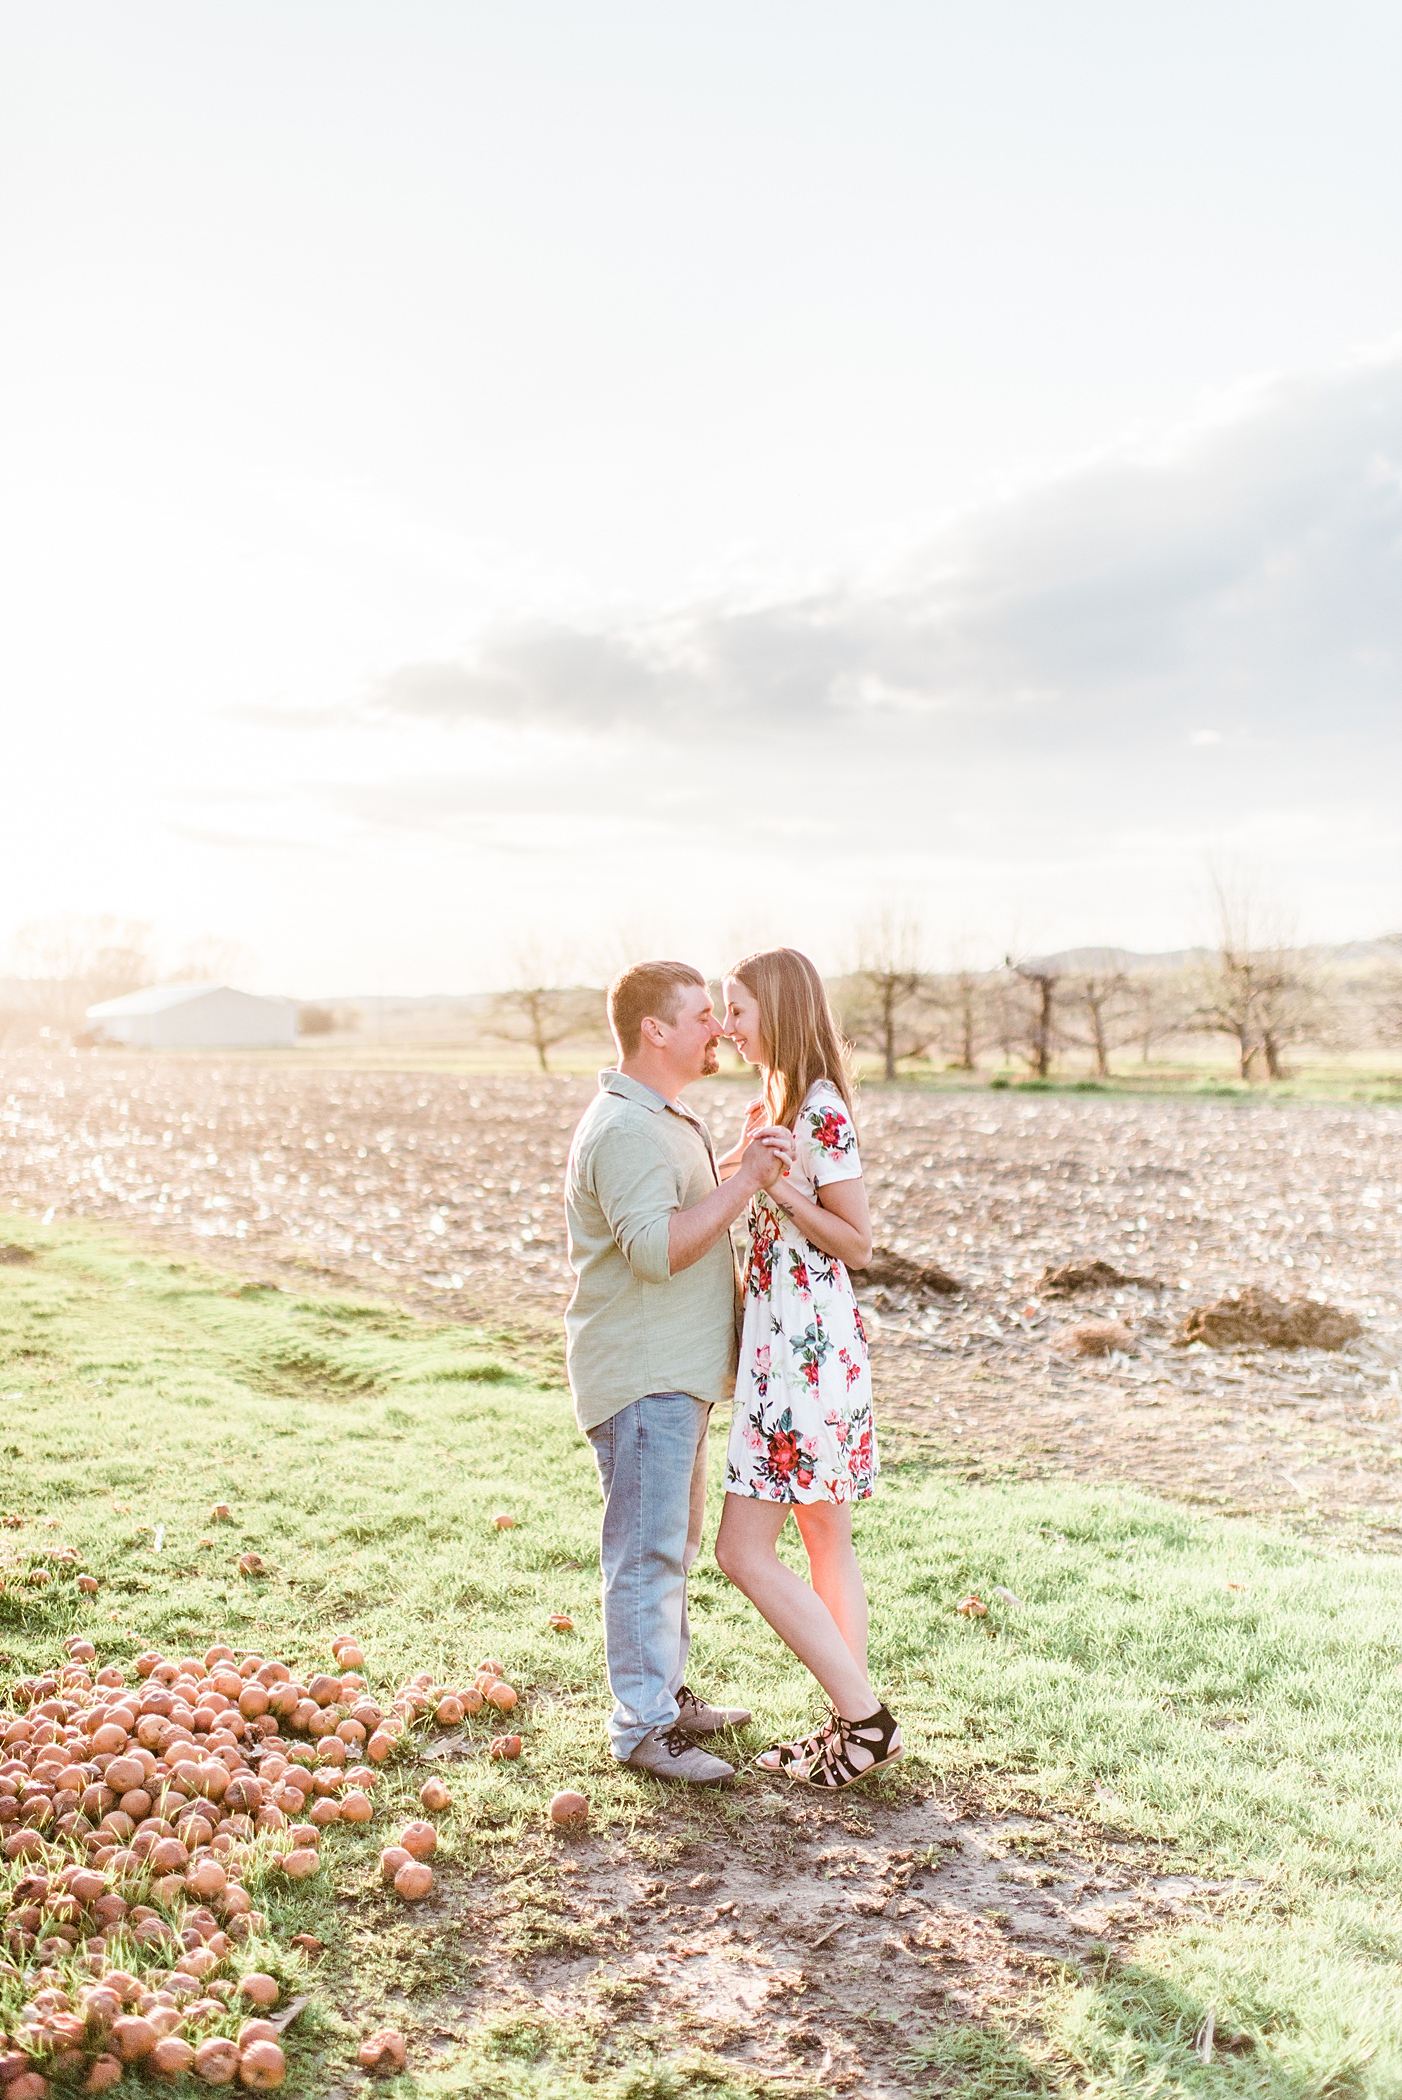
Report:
1048,1947,1391,2100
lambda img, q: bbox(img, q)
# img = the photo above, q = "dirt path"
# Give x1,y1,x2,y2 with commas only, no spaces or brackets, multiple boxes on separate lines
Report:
333,1782,1223,2098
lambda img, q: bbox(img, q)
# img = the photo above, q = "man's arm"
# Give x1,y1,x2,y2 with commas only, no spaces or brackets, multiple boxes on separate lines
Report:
587,1129,685,1285
667,1132,788,1274
589,1123,791,1282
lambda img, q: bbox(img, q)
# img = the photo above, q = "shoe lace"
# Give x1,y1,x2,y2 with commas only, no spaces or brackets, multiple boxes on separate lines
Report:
657,1724,694,1759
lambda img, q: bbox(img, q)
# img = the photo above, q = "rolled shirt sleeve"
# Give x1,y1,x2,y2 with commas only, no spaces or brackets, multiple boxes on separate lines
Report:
588,1126,679,1283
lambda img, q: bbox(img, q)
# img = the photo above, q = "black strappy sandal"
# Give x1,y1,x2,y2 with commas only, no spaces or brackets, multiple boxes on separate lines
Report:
754,1710,837,1776
795,1703,903,1789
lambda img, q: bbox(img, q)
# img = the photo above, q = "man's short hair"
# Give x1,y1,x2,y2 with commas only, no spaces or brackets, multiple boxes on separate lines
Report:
607,960,708,1056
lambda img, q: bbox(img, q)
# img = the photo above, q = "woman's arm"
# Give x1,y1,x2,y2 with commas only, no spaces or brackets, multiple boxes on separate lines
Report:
771,1173,872,1270
717,1100,769,1180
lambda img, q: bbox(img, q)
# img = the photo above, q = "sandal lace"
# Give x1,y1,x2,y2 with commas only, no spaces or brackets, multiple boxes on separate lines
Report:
761,1708,838,1771
805,1705,901,1790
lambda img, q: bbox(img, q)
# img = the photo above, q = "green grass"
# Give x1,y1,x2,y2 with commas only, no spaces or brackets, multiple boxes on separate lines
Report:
4,1215,1402,2095
937,1066,1402,1105
72,1040,1402,1103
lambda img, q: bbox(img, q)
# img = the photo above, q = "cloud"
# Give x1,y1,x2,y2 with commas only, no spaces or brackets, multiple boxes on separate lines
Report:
348,348,1402,773
221,348,1401,947
366,635,676,731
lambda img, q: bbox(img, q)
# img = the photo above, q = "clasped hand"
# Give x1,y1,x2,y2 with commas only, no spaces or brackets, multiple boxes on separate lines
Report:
738,1122,795,1190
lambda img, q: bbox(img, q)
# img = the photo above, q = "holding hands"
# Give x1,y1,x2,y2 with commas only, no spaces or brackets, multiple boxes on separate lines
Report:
668,1101,793,1274
735,1103,795,1192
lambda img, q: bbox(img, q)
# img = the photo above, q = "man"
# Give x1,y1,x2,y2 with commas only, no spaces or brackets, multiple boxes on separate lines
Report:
564,959,790,1784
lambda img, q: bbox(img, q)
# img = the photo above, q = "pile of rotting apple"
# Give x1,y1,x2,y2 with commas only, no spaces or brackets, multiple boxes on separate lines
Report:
0,1630,456,2092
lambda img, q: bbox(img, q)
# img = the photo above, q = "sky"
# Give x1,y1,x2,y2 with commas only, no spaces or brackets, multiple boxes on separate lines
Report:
2,1,1400,994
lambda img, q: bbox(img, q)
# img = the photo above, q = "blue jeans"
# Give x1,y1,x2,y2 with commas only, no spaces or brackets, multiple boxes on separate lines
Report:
587,1392,712,1760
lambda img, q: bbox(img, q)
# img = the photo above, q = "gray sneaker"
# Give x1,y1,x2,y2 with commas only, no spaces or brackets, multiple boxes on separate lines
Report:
675,1684,753,1735
624,1724,735,1785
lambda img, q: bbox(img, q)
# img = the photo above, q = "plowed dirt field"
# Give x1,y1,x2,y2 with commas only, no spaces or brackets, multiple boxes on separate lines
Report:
3,1052,1400,1538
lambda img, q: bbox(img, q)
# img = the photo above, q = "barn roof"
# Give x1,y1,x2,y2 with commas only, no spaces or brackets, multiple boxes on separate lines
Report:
86,983,280,1019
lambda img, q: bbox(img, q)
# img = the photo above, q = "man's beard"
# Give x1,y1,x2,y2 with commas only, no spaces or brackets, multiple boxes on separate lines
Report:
701,1041,721,1076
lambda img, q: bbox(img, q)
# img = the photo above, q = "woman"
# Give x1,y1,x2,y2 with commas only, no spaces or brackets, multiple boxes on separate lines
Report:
713,946,902,1789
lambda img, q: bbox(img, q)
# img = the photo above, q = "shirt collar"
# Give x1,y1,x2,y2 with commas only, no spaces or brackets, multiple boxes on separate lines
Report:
599,1068,704,1126
599,1068,670,1113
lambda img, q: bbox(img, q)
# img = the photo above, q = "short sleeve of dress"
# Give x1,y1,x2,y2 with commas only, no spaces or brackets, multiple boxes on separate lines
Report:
800,1085,862,1187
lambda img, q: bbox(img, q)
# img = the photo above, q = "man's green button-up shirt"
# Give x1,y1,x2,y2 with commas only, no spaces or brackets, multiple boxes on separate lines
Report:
563,1069,740,1433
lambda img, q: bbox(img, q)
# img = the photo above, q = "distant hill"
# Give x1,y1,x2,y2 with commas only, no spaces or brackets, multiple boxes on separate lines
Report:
1020,937,1402,975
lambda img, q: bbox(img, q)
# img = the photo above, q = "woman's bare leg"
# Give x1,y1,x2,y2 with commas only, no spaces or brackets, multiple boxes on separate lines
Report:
714,1494,876,1721
793,1501,869,1678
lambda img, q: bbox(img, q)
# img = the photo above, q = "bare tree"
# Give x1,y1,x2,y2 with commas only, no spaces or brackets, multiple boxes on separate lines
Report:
840,913,937,1080
486,950,606,1073
296,1003,361,1038
985,973,1023,1069
1004,955,1063,1078
1189,957,1259,1079
927,967,994,1072
1123,963,1195,1065
1056,954,1137,1078
11,916,155,1038
1254,956,1325,1078
1313,940,1399,1058
1189,874,1322,1080
1373,942,1402,1048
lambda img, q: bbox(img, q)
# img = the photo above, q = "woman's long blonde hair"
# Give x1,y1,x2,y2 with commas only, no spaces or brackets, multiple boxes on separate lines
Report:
728,946,856,1132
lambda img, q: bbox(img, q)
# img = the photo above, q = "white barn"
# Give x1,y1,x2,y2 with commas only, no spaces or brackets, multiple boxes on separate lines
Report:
86,984,298,1050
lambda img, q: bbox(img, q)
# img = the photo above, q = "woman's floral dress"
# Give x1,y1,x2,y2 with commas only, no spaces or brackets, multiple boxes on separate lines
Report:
725,1080,877,1504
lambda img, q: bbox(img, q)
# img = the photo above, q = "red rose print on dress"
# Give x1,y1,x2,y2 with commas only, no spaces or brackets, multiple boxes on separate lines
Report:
745,1204,780,1300
725,1405,820,1496
807,1105,856,1158
725,1080,877,1505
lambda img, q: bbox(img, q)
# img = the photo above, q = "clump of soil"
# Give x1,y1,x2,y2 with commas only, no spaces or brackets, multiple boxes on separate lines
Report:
1039,1259,1166,1297
1177,1288,1362,1351
1055,1320,1137,1358
0,1242,35,1265
850,1246,963,1296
